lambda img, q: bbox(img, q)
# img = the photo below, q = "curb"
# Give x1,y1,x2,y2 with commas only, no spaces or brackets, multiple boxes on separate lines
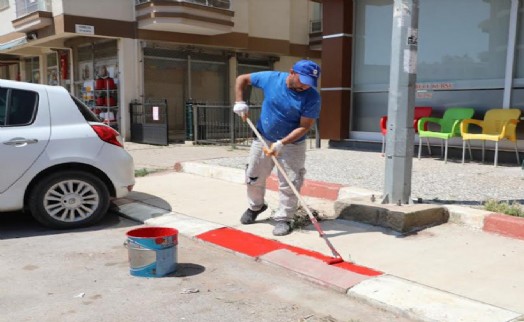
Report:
114,203,523,322
174,161,524,241
484,213,524,240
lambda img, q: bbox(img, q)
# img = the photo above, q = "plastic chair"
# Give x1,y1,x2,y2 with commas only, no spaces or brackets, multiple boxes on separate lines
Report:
417,107,475,163
460,108,521,167
380,106,433,154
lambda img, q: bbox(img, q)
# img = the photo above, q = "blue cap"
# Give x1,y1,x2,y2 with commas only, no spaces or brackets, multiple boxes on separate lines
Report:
292,60,321,88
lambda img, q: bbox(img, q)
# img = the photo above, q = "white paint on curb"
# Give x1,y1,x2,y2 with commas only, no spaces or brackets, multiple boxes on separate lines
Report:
347,275,521,322
179,162,245,184
445,205,489,230
145,212,224,237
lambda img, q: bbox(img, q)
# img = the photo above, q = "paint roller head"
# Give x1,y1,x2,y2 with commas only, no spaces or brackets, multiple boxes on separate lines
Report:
325,257,344,265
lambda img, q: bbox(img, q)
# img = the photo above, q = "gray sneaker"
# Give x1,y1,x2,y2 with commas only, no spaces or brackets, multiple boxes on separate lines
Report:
240,204,268,225
272,221,292,236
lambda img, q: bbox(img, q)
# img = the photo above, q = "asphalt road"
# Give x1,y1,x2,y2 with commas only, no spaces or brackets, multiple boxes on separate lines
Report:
0,211,415,322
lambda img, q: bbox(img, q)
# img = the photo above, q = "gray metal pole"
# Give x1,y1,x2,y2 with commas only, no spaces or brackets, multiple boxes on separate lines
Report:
382,0,419,205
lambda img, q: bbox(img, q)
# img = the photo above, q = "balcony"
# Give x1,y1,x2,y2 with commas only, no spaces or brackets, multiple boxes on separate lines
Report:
135,0,234,36
309,19,322,51
12,0,53,33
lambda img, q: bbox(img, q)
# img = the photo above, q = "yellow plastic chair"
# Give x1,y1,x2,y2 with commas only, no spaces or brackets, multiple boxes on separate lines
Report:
417,107,475,163
460,109,521,167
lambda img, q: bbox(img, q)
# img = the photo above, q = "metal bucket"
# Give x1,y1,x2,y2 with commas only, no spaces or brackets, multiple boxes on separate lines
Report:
126,227,178,277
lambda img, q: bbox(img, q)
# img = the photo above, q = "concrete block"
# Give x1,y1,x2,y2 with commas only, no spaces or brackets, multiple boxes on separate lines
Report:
335,197,449,233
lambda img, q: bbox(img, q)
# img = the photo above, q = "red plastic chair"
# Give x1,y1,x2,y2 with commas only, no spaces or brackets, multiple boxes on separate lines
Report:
380,106,433,154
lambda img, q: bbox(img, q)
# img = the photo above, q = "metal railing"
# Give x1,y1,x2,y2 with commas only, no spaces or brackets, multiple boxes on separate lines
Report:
135,0,230,10
15,0,52,18
188,104,318,149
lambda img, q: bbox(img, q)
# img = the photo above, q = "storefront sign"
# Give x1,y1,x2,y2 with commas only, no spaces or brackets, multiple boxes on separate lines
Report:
416,90,433,99
75,24,95,35
416,82,454,90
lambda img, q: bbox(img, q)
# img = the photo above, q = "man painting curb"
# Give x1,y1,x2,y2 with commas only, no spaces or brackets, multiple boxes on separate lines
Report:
233,60,321,236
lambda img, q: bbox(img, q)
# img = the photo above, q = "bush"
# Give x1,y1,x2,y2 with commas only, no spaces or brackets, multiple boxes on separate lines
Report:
135,168,158,177
484,199,524,218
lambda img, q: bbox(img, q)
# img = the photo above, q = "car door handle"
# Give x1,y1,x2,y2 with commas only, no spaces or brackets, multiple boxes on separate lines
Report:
3,137,39,146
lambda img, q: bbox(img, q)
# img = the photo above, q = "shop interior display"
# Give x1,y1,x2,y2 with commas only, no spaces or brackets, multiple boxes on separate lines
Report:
80,63,119,130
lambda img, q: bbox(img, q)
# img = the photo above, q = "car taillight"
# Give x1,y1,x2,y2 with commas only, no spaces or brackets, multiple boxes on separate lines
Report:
91,124,123,147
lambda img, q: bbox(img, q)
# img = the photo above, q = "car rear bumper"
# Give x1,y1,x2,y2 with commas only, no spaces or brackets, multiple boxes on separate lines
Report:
97,143,135,198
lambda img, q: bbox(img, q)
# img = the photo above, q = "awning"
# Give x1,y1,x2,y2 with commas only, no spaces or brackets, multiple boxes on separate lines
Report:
0,37,28,51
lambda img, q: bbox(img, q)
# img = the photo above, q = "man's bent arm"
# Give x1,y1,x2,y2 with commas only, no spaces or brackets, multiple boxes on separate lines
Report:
280,117,316,145
235,74,251,102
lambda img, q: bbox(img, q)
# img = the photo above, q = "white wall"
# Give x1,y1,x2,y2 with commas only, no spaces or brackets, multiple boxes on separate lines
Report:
60,0,134,21
0,3,19,35
248,0,291,41
289,0,310,45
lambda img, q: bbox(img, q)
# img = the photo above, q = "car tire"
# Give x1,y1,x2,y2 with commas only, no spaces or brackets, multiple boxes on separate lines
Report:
28,170,110,229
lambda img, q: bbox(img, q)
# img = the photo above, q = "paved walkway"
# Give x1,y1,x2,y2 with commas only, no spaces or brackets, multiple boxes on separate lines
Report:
118,141,524,322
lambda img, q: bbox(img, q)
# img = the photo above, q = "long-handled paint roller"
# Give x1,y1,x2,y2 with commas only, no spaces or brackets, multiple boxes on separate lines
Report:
245,116,345,265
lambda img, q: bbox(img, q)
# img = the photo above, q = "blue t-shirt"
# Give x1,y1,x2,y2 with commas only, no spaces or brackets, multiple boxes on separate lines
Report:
250,71,321,142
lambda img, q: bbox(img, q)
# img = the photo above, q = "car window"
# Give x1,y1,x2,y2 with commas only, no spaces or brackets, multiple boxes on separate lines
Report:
71,95,101,122
6,89,38,126
0,88,6,126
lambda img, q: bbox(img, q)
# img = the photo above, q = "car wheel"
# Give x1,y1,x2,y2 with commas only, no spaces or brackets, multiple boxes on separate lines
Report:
28,170,110,229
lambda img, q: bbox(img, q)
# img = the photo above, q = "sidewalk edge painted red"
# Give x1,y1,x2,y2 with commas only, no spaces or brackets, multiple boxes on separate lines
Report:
196,227,382,277
483,213,524,240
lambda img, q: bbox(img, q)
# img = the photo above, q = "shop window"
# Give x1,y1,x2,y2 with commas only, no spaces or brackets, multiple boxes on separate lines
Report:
354,0,510,89
47,52,58,86
514,1,524,79
24,57,40,83
417,0,509,83
353,0,393,88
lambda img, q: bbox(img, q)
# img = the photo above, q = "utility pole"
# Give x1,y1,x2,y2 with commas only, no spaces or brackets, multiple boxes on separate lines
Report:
382,0,419,205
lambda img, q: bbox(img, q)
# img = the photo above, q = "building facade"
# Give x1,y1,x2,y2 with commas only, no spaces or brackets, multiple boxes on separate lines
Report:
2,0,523,153
321,0,524,154
0,0,322,141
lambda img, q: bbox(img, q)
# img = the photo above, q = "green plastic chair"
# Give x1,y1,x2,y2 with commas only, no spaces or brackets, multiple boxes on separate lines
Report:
417,107,475,163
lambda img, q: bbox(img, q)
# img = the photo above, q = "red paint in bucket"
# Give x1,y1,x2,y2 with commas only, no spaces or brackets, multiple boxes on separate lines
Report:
127,227,179,241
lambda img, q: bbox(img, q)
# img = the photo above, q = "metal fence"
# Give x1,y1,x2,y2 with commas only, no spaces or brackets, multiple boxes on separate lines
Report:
187,104,319,149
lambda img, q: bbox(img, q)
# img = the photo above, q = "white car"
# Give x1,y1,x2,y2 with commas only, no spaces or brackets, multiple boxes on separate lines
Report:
0,79,135,229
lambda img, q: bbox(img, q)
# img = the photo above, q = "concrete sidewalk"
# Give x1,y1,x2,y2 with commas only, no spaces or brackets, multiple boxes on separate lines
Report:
117,142,524,322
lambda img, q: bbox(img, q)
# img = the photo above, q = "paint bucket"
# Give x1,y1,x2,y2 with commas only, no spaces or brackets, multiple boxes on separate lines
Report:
125,227,178,277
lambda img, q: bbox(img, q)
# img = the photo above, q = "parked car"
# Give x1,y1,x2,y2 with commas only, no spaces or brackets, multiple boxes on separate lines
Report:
0,79,134,229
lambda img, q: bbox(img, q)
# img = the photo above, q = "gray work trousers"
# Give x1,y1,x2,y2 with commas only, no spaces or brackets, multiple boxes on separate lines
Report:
245,138,306,222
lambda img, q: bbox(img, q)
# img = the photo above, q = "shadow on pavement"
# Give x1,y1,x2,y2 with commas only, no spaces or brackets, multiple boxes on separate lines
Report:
169,263,206,277
0,210,138,240
124,191,172,212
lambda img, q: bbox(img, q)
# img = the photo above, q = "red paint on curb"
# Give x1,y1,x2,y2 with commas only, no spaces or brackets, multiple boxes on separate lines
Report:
196,227,382,276
266,174,343,201
196,227,282,257
484,213,524,240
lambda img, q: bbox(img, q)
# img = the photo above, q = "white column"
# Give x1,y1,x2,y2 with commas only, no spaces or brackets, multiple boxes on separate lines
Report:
39,54,46,84
228,54,237,104
118,38,140,141
502,0,519,108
